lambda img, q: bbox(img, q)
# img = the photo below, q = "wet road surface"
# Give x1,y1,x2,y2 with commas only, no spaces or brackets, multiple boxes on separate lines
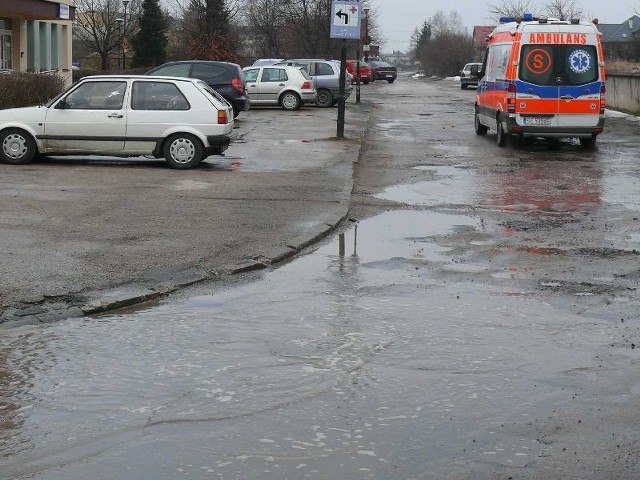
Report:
2,77,640,479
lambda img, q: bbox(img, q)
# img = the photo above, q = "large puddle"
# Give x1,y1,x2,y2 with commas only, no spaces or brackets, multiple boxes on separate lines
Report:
2,207,634,479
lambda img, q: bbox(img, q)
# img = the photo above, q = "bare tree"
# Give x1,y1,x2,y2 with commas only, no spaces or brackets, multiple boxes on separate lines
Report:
486,0,536,21
544,0,583,19
418,10,475,76
243,0,288,58
487,0,584,21
74,0,141,70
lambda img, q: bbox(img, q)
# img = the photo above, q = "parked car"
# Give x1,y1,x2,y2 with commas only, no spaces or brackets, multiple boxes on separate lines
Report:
273,59,353,107
252,58,285,67
146,61,249,117
346,60,373,84
242,65,316,110
0,75,235,169
459,62,482,90
366,60,397,83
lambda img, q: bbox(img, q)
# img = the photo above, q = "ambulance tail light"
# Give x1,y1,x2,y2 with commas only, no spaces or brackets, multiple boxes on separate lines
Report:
599,84,606,114
507,83,517,113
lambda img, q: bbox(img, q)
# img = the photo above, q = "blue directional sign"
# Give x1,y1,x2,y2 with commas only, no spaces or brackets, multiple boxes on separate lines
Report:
330,1,361,39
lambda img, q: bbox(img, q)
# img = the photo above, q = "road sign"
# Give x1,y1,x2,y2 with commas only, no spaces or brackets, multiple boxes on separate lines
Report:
330,1,361,39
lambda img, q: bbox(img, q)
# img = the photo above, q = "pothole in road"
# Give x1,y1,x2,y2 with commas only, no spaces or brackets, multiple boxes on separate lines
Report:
374,165,476,206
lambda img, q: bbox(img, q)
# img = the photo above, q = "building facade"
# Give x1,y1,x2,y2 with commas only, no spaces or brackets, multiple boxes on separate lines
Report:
0,0,76,84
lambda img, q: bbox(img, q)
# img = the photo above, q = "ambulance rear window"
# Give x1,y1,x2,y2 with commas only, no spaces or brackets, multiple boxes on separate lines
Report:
520,44,598,86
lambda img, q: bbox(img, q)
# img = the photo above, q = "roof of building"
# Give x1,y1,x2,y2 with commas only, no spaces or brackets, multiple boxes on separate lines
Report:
597,15,640,43
472,26,495,47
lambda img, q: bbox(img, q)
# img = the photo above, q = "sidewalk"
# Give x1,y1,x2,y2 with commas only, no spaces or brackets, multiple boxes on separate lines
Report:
0,101,372,326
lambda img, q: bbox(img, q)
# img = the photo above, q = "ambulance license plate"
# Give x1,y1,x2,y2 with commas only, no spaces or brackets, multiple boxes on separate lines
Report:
522,116,552,126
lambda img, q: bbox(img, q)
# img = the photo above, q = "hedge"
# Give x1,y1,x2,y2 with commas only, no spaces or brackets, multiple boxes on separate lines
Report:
0,72,66,110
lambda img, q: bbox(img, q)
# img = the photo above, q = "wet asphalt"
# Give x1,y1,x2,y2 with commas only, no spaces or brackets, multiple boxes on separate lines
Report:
0,100,369,326
2,77,640,479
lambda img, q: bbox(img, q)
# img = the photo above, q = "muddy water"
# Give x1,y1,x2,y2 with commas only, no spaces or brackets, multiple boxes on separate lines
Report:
2,79,640,479
1,207,636,479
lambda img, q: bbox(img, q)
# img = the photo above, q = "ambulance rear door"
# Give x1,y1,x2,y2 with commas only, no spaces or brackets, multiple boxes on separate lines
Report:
556,37,602,128
518,41,560,129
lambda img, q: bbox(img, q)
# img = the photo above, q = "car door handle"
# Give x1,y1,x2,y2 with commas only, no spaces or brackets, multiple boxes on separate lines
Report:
560,95,574,100
279,83,285,86
108,113,123,118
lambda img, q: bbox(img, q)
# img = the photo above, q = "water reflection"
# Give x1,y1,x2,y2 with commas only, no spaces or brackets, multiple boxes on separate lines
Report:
479,160,602,214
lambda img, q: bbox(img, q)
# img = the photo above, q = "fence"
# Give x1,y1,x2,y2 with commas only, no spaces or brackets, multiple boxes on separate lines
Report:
606,74,640,114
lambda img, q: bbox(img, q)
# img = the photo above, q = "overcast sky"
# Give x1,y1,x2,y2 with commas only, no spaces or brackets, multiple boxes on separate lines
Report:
376,0,638,52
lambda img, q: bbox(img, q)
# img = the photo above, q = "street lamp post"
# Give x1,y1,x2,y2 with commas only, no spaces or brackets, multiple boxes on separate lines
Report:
115,17,123,70
363,7,370,62
122,0,130,70
356,41,361,103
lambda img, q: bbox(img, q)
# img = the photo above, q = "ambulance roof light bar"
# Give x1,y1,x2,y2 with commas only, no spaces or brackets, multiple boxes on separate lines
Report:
499,13,535,23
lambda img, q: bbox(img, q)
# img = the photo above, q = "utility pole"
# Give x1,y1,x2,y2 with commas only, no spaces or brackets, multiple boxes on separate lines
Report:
122,0,130,70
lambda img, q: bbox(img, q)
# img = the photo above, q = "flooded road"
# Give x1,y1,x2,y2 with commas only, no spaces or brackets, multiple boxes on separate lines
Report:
2,78,640,479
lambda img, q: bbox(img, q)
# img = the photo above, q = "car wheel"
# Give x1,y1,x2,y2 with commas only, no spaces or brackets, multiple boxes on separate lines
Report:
316,89,333,108
232,105,240,118
387,78,395,83
496,117,508,147
280,91,301,110
474,109,488,135
363,80,369,85
0,128,37,165
163,133,204,169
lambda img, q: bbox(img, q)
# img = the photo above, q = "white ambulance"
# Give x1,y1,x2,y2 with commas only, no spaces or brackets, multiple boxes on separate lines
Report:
474,14,606,148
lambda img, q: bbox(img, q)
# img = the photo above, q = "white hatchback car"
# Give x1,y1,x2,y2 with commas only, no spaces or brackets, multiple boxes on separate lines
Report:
242,65,316,110
0,75,235,169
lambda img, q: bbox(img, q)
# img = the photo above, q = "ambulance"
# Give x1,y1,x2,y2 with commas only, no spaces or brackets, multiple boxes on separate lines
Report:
474,14,606,148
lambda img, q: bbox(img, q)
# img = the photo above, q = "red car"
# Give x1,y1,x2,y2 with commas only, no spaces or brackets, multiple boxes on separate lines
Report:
367,59,397,83
346,60,373,84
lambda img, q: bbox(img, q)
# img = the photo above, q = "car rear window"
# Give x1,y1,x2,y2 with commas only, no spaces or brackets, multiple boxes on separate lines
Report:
519,44,598,86
191,63,232,82
149,64,190,77
315,62,334,76
299,69,312,80
196,80,228,105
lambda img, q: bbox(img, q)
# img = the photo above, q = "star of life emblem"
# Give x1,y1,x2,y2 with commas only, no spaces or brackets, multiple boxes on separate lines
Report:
569,49,591,74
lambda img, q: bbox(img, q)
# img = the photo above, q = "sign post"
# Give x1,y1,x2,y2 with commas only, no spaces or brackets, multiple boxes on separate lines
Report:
330,0,361,138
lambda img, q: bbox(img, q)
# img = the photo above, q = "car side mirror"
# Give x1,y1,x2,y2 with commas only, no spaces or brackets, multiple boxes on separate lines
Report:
55,99,70,109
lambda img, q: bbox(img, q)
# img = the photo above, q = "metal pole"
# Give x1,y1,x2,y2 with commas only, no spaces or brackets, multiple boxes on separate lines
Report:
356,41,361,103
364,8,369,62
122,0,129,70
337,39,347,138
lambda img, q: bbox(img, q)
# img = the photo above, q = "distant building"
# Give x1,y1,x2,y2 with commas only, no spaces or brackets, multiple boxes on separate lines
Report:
472,25,494,60
596,15,640,61
381,50,415,70
0,0,76,85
